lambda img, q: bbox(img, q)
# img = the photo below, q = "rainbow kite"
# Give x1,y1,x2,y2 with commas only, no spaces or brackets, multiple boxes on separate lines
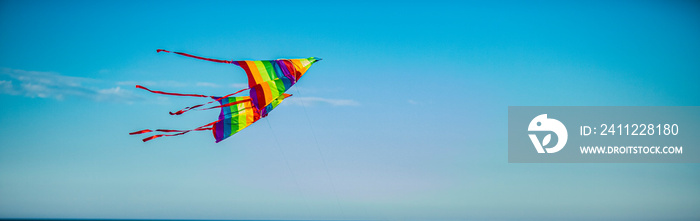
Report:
130,49,321,142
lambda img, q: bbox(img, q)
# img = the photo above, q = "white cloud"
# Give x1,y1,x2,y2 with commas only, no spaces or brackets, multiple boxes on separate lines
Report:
0,80,19,95
0,68,141,103
230,83,248,88
284,96,360,106
118,81,244,89
20,83,52,99
116,80,156,87
195,82,221,88
95,86,140,103
0,68,356,107
116,80,187,88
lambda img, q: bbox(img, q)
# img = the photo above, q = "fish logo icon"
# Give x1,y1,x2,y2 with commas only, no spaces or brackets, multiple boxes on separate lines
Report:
528,114,568,153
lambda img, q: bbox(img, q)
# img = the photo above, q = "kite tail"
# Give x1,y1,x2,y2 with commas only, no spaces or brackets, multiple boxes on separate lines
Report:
129,120,220,142
168,88,251,115
180,99,252,114
157,49,235,64
135,85,253,115
136,85,210,98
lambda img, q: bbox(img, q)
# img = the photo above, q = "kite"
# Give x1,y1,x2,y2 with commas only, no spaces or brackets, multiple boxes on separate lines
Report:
130,49,321,142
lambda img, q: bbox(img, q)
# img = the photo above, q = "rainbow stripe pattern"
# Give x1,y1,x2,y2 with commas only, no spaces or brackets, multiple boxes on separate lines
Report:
215,58,319,142
211,58,318,142
213,94,292,142
233,58,320,110
133,50,320,143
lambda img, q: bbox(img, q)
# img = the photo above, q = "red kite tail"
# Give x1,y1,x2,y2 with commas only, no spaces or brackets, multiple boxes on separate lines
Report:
156,49,234,64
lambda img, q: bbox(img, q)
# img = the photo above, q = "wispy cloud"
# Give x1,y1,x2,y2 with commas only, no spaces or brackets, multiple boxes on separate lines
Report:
117,80,245,89
0,80,19,95
230,83,248,88
1,68,357,107
195,82,221,88
116,80,188,88
0,68,141,103
284,96,360,106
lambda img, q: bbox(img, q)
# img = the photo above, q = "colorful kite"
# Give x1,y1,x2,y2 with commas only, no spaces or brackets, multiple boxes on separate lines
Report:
130,49,321,142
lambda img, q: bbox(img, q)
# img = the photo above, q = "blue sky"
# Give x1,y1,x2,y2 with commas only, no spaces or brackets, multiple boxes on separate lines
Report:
1,0,699,220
